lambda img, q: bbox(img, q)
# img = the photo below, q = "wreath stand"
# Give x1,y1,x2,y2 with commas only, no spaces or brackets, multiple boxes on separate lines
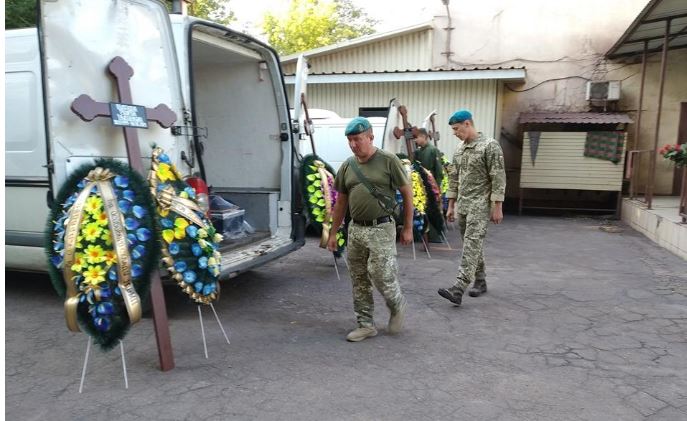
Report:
197,303,231,359
78,338,128,393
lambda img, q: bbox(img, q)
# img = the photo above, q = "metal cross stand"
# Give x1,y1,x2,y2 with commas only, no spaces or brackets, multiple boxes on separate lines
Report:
71,56,177,372
197,303,231,359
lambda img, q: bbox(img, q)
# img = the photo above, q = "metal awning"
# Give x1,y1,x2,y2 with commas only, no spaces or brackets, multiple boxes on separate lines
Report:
519,112,633,125
606,0,687,58
283,67,526,84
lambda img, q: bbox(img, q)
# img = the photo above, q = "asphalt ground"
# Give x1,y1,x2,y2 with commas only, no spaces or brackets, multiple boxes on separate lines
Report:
5,215,687,420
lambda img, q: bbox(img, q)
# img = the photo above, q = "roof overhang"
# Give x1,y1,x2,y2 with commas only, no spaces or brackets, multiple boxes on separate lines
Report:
519,112,633,125
281,22,434,64
606,0,687,59
283,68,526,84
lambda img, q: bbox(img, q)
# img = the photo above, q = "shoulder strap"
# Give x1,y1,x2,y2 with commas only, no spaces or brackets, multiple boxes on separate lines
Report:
347,158,398,216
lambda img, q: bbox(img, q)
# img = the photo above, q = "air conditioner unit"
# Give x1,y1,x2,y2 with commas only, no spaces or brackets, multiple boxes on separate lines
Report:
586,80,621,101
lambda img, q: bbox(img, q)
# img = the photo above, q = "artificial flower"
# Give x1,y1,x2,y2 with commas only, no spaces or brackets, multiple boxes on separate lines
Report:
156,163,176,182
71,253,87,272
103,250,117,266
83,265,106,286
101,229,112,246
81,222,103,242
85,195,103,214
174,218,189,239
95,211,109,226
84,244,106,264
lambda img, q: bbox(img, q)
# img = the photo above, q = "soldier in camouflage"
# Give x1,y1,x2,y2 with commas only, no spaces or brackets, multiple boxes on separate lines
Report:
327,117,414,342
438,110,506,306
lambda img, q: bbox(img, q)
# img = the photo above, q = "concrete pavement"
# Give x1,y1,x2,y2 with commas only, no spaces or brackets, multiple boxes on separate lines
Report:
5,215,687,420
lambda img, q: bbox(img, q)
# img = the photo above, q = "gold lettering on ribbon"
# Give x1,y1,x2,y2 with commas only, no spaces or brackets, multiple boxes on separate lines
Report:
99,180,141,325
156,185,207,228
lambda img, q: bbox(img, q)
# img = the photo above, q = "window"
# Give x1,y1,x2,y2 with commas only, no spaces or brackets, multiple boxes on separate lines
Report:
358,107,388,118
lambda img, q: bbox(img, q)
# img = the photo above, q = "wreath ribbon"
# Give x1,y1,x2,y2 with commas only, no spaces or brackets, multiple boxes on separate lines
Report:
315,160,334,248
62,168,141,331
156,185,206,228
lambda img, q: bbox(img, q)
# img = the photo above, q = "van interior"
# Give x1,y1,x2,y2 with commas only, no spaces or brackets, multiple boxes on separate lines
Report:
189,25,288,250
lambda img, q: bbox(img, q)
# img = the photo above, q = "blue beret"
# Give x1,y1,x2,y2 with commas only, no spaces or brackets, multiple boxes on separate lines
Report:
448,109,473,125
345,117,372,136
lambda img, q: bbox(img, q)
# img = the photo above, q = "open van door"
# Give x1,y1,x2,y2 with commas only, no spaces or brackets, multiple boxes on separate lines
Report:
292,54,310,157
38,0,186,190
382,98,404,155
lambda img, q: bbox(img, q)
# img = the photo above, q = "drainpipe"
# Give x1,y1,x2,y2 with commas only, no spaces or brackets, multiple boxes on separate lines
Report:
441,0,454,68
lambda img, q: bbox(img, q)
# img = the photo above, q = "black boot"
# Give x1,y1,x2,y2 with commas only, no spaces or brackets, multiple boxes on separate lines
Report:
468,279,487,297
438,287,463,306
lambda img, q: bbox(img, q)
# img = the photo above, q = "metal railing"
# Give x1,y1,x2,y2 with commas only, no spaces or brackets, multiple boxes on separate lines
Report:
625,149,653,203
680,166,687,224
626,150,687,223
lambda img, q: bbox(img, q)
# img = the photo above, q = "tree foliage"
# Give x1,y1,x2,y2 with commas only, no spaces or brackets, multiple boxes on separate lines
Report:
5,0,235,29
164,0,235,25
6,0,36,29
262,0,377,55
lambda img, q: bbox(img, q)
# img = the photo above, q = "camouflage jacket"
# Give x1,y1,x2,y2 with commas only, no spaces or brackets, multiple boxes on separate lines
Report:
446,133,506,214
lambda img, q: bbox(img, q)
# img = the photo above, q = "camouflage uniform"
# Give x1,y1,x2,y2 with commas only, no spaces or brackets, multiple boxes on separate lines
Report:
347,222,403,327
446,133,506,293
336,150,409,328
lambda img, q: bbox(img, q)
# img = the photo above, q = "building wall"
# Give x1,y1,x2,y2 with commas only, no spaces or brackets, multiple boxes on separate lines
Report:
521,132,626,191
428,0,684,195
287,79,498,154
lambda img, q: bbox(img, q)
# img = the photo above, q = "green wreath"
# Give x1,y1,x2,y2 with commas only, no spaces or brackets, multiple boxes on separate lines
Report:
45,159,159,350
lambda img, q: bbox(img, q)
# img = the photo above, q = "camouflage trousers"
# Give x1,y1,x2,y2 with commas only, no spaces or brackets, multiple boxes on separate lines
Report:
347,221,405,328
454,211,489,292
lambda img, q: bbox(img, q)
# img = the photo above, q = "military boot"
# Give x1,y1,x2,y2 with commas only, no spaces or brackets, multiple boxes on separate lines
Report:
437,286,463,306
468,279,487,297
346,326,378,342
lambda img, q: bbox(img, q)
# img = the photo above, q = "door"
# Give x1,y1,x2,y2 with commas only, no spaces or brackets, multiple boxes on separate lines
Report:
382,98,403,155
292,54,311,156
38,0,185,190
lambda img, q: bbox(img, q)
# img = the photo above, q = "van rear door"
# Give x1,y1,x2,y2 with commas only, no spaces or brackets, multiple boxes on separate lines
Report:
38,0,186,189
382,98,404,155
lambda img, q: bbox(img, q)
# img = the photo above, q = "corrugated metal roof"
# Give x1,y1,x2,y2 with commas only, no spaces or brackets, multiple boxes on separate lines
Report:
284,66,525,77
606,0,687,58
519,112,633,124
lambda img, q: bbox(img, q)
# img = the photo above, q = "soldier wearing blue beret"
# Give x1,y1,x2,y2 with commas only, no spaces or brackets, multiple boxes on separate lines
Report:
327,117,414,342
438,109,506,305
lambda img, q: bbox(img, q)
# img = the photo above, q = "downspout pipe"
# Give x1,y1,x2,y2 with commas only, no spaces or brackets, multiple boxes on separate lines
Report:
441,0,454,68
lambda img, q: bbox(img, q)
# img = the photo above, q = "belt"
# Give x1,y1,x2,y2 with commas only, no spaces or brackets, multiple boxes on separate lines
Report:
352,216,392,226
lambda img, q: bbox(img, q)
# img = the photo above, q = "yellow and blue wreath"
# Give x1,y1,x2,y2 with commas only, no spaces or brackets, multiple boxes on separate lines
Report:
148,147,223,304
45,159,159,350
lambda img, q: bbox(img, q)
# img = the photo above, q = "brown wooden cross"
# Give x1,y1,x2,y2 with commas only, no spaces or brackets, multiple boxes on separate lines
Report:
71,56,176,371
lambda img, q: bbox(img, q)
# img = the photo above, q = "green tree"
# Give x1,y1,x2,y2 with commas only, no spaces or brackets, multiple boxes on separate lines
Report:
165,0,235,25
6,0,36,29
262,0,377,55
5,0,235,29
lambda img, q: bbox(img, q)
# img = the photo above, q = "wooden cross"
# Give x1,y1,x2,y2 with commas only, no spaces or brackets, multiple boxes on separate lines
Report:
71,56,176,371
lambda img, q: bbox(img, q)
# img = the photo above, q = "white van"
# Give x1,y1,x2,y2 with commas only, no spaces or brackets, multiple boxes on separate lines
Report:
5,0,305,276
